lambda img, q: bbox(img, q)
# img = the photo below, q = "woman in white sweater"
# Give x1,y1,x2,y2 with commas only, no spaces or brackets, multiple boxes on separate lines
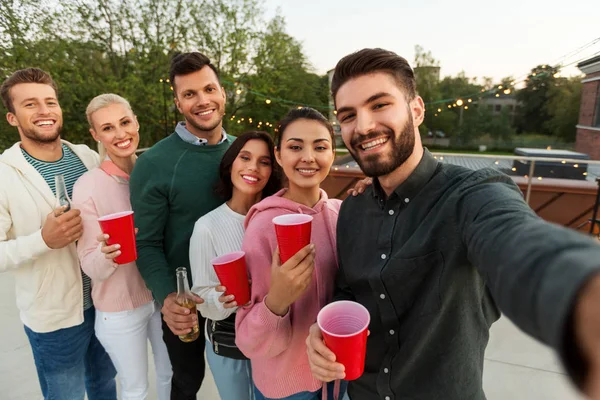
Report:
189,131,282,400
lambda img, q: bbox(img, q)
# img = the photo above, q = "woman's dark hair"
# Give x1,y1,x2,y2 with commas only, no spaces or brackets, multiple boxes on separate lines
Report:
275,107,335,151
215,131,282,200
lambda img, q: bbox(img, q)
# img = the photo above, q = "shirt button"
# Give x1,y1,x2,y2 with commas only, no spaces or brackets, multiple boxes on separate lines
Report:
388,209,394,215
389,329,395,335
404,198,410,203
384,368,389,373
385,397,391,400
380,294,386,299
381,254,387,260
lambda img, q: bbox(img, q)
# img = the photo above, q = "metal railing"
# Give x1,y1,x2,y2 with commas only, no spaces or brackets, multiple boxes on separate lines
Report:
431,152,600,204
134,145,600,206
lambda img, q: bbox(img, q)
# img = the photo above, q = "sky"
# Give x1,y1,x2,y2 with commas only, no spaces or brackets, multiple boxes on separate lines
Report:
263,0,600,83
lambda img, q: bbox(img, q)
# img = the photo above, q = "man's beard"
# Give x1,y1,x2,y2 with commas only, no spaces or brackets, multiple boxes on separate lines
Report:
186,108,224,133
349,115,415,177
21,123,63,144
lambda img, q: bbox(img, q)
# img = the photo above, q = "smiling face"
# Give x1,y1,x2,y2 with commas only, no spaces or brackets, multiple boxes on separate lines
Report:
230,138,273,199
173,65,226,141
89,103,140,160
275,119,335,192
6,82,63,144
335,72,423,177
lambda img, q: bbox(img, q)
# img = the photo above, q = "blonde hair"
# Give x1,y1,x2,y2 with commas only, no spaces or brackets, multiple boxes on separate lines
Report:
86,93,134,159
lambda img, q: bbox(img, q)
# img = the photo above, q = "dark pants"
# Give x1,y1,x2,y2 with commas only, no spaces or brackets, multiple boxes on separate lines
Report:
161,313,206,400
254,380,349,400
24,307,117,400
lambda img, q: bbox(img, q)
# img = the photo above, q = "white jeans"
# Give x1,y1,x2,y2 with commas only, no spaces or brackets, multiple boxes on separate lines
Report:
95,301,172,400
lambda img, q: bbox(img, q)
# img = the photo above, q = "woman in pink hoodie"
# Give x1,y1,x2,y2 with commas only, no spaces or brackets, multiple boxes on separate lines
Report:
235,107,347,400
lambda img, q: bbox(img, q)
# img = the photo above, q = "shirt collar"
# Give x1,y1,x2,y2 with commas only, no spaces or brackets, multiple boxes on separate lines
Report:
372,148,439,204
100,158,130,183
175,121,227,146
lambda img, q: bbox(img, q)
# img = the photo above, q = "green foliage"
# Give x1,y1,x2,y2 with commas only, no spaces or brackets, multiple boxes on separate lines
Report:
0,0,330,151
515,64,559,135
544,77,582,142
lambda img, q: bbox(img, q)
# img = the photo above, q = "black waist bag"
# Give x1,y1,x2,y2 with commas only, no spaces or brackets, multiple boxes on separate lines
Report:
207,313,248,360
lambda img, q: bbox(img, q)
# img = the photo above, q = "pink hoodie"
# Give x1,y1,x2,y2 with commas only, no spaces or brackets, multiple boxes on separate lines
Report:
235,188,341,398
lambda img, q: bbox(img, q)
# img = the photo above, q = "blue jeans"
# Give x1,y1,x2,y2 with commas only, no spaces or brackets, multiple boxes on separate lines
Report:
254,380,348,400
205,339,254,400
24,307,117,400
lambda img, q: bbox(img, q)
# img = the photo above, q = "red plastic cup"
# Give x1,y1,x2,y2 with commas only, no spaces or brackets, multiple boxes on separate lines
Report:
97,211,137,265
317,301,370,380
272,214,313,264
211,251,251,306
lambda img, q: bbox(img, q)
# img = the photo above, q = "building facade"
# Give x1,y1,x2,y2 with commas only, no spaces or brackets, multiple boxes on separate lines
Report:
576,56,600,159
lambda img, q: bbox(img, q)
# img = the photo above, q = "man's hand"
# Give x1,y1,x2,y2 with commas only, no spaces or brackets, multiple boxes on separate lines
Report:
161,292,204,336
306,323,345,382
41,207,83,249
575,274,600,398
347,177,373,197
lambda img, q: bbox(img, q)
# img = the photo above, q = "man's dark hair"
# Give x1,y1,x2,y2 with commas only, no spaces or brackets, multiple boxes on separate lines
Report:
1,68,58,113
275,107,334,150
169,52,220,92
331,48,417,106
215,131,282,200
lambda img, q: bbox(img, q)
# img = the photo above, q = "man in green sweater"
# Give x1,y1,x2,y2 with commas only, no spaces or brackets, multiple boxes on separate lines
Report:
130,52,234,400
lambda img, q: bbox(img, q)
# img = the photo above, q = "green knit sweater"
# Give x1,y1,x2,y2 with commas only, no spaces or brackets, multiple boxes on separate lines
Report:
130,132,233,304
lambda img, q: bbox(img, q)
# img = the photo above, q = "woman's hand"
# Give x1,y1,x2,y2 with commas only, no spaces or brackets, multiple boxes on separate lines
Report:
265,244,315,316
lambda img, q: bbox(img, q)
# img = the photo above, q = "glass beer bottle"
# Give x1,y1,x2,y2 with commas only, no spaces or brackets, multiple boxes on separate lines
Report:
176,267,200,342
54,174,71,216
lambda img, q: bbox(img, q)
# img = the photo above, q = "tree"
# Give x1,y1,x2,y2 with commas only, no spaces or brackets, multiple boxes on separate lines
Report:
515,64,559,135
0,0,330,151
545,77,582,142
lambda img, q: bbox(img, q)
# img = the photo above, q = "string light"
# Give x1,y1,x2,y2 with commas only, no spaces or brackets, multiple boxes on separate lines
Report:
236,89,242,95
456,99,464,106
265,99,271,104
464,106,468,110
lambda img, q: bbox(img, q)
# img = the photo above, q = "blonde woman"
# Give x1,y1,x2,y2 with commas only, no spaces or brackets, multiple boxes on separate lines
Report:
73,94,172,400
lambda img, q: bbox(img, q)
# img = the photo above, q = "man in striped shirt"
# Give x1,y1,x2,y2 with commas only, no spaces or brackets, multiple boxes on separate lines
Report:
0,68,116,399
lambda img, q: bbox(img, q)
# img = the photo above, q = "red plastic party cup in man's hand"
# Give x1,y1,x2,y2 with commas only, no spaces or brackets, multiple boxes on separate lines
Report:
97,211,137,265
272,214,313,264
317,300,370,380
211,251,251,306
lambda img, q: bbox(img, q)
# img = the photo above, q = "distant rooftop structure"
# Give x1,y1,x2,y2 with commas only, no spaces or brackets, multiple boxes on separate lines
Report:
575,55,600,159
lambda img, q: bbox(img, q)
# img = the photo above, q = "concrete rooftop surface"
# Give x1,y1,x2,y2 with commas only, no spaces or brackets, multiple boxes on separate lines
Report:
0,272,582,399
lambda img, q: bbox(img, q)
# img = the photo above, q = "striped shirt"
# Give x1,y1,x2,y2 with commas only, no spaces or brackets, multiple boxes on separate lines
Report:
21,144,93,311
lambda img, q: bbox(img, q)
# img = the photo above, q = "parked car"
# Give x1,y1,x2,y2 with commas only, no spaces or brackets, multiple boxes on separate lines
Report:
427,130,446,138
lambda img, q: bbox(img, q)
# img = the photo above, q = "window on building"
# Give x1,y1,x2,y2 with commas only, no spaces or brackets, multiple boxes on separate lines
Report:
595,92,600,128
495,105,502,112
